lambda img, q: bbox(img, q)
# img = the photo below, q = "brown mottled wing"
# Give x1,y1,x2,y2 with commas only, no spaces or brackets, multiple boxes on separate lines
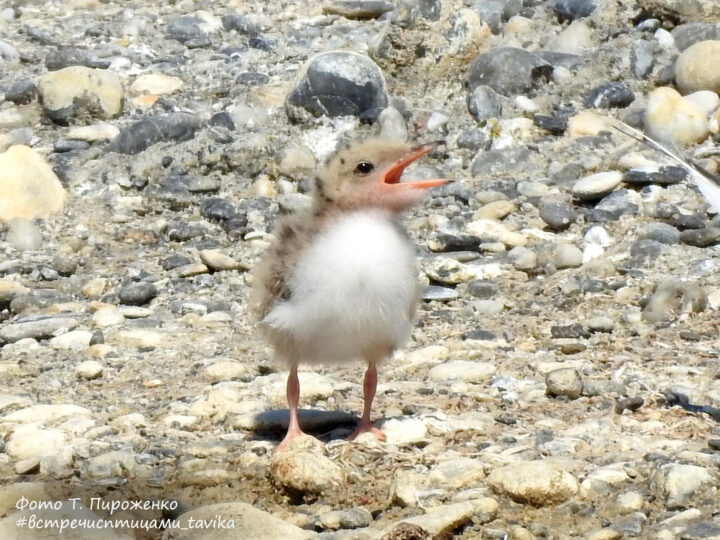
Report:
249,211,321,321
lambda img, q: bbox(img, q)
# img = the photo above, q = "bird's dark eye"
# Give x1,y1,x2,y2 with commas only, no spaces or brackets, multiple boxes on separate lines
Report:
354,161,375,175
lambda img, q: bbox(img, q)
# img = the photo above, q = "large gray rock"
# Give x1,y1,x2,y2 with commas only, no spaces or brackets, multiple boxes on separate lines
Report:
466,47,552,97
37,66,123,123
286,51,388,121
109,113,202,155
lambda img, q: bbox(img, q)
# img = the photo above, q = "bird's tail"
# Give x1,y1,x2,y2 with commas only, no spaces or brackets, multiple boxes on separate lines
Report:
612,120,720,214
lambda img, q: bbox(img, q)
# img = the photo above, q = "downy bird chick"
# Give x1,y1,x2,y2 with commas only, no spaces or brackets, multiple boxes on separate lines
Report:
251,139,449,451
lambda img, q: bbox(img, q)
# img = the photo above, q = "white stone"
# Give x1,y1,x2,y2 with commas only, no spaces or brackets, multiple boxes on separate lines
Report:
683,90,720,115
428,457,485,488
427,360,496,383
487,460,579,506
572,171,622,200
6,426,66,460
76,360,103,380
116,329,164,348
382,417,428,445
93,306,125,327
466,219,527,247
49,330,93,350
658,463,714,508
3,404,92,424
645,87,709,146
66,123,120,142
0,145,66,222
129,73,183,95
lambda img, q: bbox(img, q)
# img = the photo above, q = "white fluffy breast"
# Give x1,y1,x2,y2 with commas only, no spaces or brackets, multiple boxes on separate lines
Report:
263,209,418,364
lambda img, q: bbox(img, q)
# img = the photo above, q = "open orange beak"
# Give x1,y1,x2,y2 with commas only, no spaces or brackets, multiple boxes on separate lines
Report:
382,141,450,189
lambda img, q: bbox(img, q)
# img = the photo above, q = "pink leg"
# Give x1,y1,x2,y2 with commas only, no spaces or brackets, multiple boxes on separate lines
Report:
276,364,307,451
347,362,385,441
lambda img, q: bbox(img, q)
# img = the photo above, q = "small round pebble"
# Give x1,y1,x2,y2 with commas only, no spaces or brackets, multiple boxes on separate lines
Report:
546,368,583,399
572,171,622,200
540,202,577,230
615,397,644,414
76,360,103,380
118,282,158,306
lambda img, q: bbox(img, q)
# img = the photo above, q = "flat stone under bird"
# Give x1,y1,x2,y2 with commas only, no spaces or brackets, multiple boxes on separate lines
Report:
251,138,448,451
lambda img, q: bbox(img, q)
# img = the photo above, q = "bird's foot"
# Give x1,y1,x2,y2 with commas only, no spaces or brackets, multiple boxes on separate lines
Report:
346,423,386,442
275,429,322,453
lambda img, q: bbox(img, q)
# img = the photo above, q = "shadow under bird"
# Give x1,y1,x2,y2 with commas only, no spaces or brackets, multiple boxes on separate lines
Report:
251,138,449,451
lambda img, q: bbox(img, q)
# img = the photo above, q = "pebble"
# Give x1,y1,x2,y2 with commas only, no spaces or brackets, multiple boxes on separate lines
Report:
424,257,473,285
507,245,537,271
655,463,714,509
585,83,634,109
286,51,388,121
680,227,720,247
615,396,644,414
76,360,103,380
221,14,259,35
44,48,110,71
539,202,577,230
466,85,503,122
0,145,66,223
546,368,583,399
466,219,527,247
92,306,125,327
66,123,120,142
0,316,78,343
37,66,123,123
671,21,720,49
323,1,394,19
109,113,203,154
5,79,37,104
165,16,208,45
676,40,720,94
49,330,93,350
552,243,584,269
572,171,622,200
534,113,568,134
313,507,373,530
487,460,579,505
6,426,66,460
429,457,486,488
644,87,709,146
631,39,655,78
623,165,687,185
386,499,497,537
427,360,496,383
643,280,706,323
118,282,158,305
550,0,596,20
130,73,183,96
269,436,345,494
427,232,480,252
422,285,459,301
209,111,236,131
685,90,720,115
382,417,428,445
586,315,615,333
466,47,552,97
474,200,515,220
199,250,247,271
595,189,640,217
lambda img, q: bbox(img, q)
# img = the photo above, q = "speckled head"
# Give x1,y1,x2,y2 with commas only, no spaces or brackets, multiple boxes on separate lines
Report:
314,139,448,212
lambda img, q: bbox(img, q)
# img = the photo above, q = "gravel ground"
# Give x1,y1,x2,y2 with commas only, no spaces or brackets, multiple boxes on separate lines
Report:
1,0,720,539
